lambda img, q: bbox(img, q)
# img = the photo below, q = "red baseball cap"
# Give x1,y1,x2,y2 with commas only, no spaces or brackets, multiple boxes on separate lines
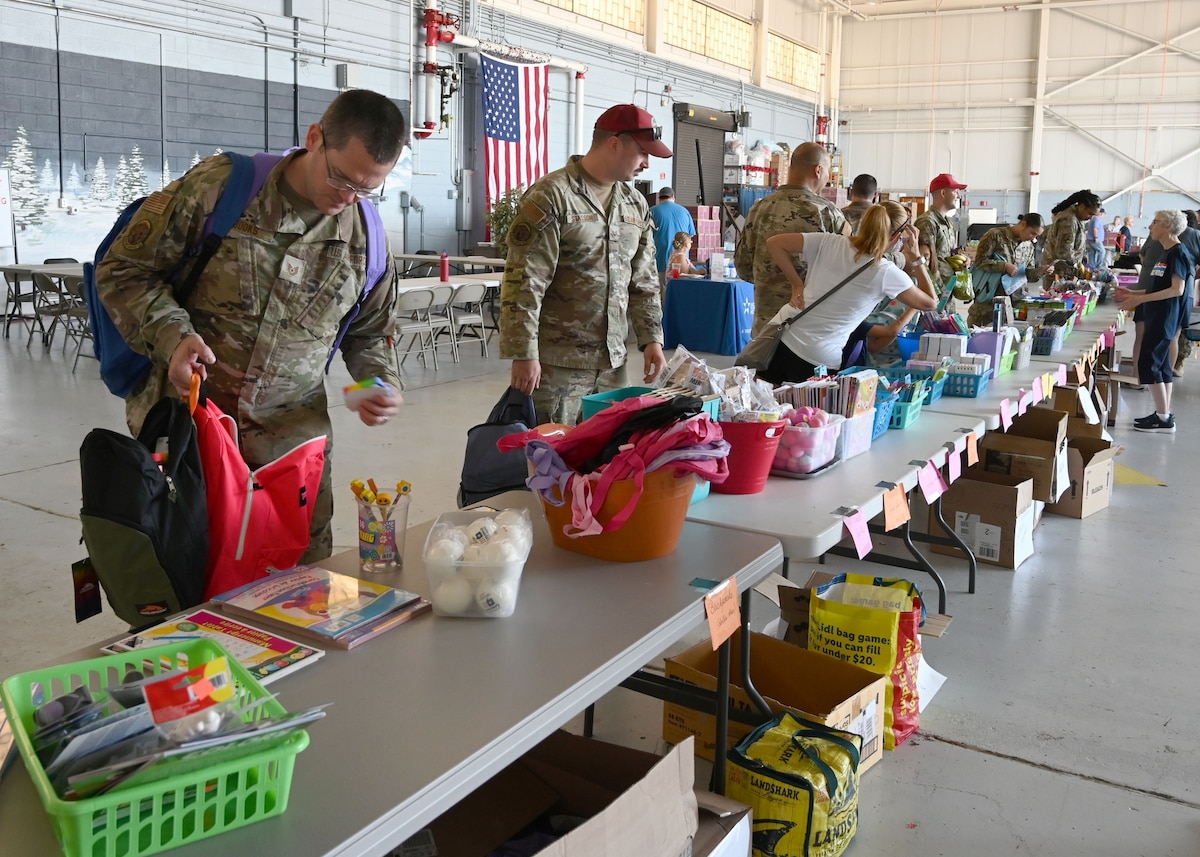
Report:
929,173,967,192
595,104,673,158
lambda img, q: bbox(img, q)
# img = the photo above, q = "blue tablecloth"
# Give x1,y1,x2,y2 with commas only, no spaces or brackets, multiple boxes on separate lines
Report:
663,278,755,356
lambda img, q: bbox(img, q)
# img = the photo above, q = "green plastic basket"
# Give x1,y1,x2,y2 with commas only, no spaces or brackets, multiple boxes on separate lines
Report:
998,350,1016,376
0,639,309,857
888,399,923,430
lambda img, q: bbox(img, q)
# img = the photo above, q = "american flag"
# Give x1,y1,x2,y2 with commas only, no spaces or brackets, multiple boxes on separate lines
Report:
481,53,549,210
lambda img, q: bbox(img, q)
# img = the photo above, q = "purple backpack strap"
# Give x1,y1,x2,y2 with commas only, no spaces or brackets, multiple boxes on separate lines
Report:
326,199,389,371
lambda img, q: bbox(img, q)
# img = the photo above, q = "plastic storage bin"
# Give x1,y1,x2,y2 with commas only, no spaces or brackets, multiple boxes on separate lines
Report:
942,371,992,397
0,639,309,857
837,410,874,461
580,386,718,505
896,332,922,363
889,398,923,430
540,468,694,562
997,350,1016,376
881,367,944,404
872,392,896,440
423,509,532,617
771,415,844,477
714,420,787,494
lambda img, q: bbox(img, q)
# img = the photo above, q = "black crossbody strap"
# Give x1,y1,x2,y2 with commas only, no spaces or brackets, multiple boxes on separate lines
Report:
779,257,876,330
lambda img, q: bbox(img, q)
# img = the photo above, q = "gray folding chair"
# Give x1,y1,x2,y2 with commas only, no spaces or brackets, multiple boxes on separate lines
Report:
427,283,459,364
449,282,490,359
394,288,437,374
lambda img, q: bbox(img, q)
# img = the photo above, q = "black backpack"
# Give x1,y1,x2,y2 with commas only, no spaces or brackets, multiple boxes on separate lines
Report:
458,387,538,508
80,398,209,628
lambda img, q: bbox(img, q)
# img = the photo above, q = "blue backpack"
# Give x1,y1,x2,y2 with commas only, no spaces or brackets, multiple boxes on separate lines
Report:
84,151,388,397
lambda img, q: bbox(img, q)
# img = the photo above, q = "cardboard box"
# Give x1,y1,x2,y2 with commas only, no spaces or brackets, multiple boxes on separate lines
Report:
400,731,697,857
1093,376,1121,427
694,791,752,857
1044,386,1108,438
977,407,1069,501
662,630,887,773
929,469,1036,568
1045,437,1119,519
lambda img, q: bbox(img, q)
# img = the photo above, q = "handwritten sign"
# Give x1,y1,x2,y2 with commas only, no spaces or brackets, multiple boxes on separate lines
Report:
883,485,911,531
918,462,944,504
704,578,741,650
843,510,872,560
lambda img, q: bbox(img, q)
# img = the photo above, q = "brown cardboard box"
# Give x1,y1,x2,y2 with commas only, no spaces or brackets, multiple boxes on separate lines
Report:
662,629,887,773
1094,377,1121,427
1045,437,1119,518
977,407,1069,501
1044,386,1108,438
929,469,1036,568
401,732,697,857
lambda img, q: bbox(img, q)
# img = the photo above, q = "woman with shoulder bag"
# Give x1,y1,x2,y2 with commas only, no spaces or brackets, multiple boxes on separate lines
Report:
757,201,938,384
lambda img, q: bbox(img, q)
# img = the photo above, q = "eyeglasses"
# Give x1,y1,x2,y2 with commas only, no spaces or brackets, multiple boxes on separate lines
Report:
892,216,911,237
618,125,663,141
320,128,385,199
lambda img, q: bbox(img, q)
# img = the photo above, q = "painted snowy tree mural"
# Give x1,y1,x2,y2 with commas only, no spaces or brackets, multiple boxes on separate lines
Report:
116,146,150,207
67,164,82,197
161,159,171,190
1,126,48,228
89,156,111,203
40,159,56,192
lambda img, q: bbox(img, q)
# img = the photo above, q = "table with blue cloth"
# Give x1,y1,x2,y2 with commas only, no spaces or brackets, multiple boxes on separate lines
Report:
663,277,755,356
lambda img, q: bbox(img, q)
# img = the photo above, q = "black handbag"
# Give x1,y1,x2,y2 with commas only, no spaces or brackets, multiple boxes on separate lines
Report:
457,387,539,507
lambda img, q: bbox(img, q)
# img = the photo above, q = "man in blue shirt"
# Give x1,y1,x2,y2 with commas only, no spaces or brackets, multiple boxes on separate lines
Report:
650,187,696,289
1086,206,1108,270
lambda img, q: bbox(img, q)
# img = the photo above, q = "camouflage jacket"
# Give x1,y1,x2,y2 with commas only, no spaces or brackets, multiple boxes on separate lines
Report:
734,186,848,288
1042,209,1086,269
974,225,1041,282
914,208,958,289
498,155,663,370
96,152,400,455
841,200,872,232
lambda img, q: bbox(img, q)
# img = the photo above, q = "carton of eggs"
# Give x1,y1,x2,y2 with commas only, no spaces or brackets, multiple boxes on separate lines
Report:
423,508,533,618
771,410,844,475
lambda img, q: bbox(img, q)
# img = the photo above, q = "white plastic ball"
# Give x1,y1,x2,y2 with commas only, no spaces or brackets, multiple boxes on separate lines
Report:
468,517,499,543
462,544,487,562
495,509,526,529
476,581,516,615
426,539,465,562
432,578,474,614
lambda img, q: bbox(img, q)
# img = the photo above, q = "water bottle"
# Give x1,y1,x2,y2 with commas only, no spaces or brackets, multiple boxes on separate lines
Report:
439,251,450,282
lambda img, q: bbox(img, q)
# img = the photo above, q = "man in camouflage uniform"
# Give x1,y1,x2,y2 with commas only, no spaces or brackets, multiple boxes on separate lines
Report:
97,89,405,563
841,173,878,233
914,173,966,295
499,103,669,425
967,216,1050,327
1042,190,1101,274
735,142,848,336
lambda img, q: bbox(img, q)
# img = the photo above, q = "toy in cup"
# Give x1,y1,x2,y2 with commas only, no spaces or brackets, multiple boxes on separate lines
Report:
354,478,412,572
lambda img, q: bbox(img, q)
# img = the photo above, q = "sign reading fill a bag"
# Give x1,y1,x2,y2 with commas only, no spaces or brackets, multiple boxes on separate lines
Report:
808,574,922,749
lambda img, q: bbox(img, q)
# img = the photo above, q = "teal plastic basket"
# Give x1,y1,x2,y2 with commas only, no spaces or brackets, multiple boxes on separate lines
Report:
889,398,923,430
0,639,309,857
880,368,945,405
872,392,896,440
942,370,992,398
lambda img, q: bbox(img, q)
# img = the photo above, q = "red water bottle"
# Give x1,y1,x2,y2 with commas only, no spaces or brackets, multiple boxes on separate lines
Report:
439,252,450,282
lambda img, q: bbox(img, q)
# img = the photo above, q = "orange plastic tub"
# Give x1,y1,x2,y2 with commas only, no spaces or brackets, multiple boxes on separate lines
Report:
540,468,695,562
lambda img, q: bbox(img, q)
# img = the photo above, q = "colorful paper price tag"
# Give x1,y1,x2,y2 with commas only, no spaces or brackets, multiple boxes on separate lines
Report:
946,448,961,483
1074,362,1087,385
1104,329,1116,348
704,578,741,650
883,485,911,531
1018,391,1031,415
843,510,873,560
1057,364,1068,386
918,462,945,504
1031,375,1044,404
1000,398,1013,430
965,432,978,466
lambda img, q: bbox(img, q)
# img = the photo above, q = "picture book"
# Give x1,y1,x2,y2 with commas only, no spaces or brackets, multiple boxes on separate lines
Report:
102,609,324,686
211,565,426,648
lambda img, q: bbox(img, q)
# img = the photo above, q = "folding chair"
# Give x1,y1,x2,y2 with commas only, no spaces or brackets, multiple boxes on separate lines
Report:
449,282,490,358
427,283,459,364
59,275,94,371
27,273,69,349
393,287,437,374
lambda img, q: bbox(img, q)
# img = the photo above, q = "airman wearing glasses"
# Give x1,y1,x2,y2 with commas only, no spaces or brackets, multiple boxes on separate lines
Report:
500,103,672,425
97,89,407,563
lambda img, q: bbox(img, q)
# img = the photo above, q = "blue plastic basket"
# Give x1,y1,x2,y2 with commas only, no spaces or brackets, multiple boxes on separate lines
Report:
872,392,896,440
879,368,945,405
942,370,992,398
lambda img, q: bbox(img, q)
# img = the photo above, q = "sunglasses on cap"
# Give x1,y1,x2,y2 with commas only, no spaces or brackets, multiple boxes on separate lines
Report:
619,125,663,141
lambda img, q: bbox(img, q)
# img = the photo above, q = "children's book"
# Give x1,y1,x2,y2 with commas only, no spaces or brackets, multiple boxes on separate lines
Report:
102,609,324,686
210,565,429,649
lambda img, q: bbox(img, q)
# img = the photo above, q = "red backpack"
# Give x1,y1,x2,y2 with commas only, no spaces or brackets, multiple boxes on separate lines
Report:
189,382,327,599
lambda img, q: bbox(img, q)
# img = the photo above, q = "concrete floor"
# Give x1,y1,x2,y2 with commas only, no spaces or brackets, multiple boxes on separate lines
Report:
2,320,1199,855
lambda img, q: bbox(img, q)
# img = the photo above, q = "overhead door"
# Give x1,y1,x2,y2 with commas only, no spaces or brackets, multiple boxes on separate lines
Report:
671,104,735,208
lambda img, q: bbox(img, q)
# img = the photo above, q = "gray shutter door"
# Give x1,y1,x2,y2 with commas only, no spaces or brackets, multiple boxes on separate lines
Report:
672,124,725,208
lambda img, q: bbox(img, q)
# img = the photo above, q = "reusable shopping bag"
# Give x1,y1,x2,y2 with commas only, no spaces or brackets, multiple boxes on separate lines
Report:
808,573,924,749
725,711,861,857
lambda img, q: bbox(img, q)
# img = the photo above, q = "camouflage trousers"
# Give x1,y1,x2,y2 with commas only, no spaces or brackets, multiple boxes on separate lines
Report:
966,300,996,329
534,363,627,425
752,281,792,338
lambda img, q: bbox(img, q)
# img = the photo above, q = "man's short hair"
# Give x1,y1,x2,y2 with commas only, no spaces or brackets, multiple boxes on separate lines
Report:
320,89,407,164
850,174,877,199
658,187,674,200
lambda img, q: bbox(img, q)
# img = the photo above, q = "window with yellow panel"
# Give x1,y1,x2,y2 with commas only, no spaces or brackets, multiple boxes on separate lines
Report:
541,0,643,32
664,0,752,69
768,33,820,91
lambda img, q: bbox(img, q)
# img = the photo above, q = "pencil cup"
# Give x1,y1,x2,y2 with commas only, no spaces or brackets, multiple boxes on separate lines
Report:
358,494,411,572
